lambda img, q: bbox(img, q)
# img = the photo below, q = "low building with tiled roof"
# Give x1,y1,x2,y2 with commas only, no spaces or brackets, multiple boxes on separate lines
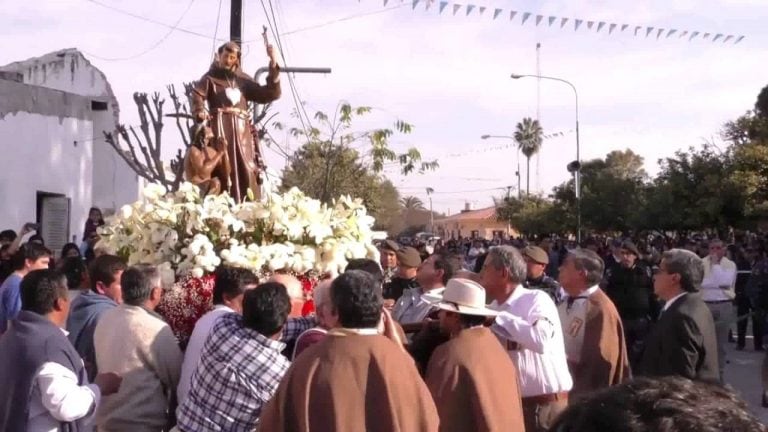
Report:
433,204,518,240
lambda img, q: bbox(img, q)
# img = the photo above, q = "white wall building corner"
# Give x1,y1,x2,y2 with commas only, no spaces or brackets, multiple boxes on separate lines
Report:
0,48,139,254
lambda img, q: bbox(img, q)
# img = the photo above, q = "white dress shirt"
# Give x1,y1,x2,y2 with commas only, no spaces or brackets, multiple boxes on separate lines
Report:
177,305,234,405
700,256,737,302
663,292,688,312
28,330,100,432
393,287,443,324
491,285,573,398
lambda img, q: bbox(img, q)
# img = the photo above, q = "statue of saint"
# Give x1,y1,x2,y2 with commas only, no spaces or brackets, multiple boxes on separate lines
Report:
190,40,281,202
184,124,227,196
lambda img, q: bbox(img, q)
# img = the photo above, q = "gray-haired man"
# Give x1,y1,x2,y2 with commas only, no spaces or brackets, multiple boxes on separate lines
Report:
638,249,719,382
480,246,572,432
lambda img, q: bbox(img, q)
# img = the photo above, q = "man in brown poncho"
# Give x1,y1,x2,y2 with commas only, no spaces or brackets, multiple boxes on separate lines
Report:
557,249,631,398
424,278,525,432
190,41,281,202
259,270,439,432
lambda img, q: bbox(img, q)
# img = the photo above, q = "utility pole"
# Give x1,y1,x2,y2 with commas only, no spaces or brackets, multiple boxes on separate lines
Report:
230,0,243,44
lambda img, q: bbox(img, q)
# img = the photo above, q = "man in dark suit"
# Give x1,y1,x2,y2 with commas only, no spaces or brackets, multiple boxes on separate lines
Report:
638,248,719,383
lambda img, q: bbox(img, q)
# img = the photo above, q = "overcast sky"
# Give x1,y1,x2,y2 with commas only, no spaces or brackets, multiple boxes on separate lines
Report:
4,0,767,214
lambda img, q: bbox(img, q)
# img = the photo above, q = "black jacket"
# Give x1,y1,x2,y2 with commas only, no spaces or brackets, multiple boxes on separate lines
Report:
603,261,658,321
638,292,719,383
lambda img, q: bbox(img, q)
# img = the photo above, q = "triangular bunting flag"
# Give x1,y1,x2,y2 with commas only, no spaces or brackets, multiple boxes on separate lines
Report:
412,0,419,10
384,0,389,5
548,16,556,26
735,35,745,44
479,6,486,15
609,23,617,34
656,28,664,39
723,35,733,43
634,26,641,36
575,19,583,31
439,1,448,13
560,17,569,28
522,12,532,24
587,21,594,29
646,27,654,37
425,0,433,10
713,33,723,42
690,31,700,40
666,29,677,38
703,33,711,40
510,10,517,20
621,24,629,32
680,30,689,38
535,15,544,26
493,8,501,19
597,21,606,32
452,3,461,15
466,4,475,15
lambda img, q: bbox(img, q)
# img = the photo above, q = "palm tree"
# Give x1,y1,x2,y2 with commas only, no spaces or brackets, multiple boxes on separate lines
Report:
400,196,426,211
513,117,544,196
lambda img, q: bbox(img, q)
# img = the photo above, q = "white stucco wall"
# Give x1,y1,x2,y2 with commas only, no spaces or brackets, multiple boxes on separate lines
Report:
0,109,93,244
1,49,138,216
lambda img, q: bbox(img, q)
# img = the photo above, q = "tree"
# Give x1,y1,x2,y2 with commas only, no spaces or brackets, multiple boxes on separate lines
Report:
104,85,195,192
644,145,745,232
551,149,648,233
277,102,438,203
495,195,564,236
513,117,543,195
400,196,425,211
281,143,403,233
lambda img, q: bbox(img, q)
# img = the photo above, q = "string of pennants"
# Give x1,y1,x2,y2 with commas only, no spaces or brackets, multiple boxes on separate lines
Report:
441,130,574,159
375,0,746,44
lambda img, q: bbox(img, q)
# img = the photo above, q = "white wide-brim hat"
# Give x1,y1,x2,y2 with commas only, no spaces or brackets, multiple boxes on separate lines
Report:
422,278,499,317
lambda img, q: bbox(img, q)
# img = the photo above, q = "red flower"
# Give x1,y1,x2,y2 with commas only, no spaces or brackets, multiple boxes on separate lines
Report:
157,274,216,348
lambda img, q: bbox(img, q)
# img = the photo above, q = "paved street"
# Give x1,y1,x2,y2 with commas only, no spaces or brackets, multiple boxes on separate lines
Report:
724,337,768,424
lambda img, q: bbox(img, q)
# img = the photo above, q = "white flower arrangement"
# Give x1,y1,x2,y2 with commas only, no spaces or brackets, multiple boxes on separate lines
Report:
97,183,381,278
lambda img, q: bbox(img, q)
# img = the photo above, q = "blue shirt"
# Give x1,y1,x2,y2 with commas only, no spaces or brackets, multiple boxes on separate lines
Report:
0,274,23,333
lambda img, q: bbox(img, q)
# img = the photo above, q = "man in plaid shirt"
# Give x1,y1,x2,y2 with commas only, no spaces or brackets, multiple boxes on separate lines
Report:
176,281,314,431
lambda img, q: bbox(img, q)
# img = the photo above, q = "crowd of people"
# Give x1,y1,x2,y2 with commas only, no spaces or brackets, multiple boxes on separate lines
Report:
0,222,767,431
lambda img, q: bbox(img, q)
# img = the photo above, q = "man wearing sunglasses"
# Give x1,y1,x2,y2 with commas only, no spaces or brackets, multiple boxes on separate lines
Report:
700,239,737,381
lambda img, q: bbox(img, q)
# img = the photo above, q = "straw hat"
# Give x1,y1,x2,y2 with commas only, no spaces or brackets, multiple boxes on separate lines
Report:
422,278,499,317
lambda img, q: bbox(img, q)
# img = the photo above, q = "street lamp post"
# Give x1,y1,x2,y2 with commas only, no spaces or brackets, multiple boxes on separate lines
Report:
426,187,434,234
480,134,521,200
510,73,581,243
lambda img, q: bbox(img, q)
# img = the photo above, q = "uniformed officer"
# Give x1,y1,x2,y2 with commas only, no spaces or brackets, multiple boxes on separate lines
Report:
601,240,657,370
379,239,400,285
382,246,421,303
522,246,563,304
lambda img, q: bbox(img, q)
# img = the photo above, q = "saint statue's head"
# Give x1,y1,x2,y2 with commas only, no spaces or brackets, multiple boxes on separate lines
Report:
216,41,241,72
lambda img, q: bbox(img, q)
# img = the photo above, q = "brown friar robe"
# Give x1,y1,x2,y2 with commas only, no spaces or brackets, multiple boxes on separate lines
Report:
190,63,281,202
425,327,525,432
558,288,631,398
259,330,439,432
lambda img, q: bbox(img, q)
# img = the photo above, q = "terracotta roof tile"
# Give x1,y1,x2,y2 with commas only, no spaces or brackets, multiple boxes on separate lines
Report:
434,206,499,223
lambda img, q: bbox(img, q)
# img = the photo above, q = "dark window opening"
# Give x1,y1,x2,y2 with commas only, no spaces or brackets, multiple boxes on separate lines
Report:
91,100,108,111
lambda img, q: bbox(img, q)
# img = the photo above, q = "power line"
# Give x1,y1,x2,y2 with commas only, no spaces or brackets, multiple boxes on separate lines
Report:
260,0,314,138
396,186,508,195
82,0,197,61
210,0,224,58
83,0,224,41
273,0,314,130
279,3,407,36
